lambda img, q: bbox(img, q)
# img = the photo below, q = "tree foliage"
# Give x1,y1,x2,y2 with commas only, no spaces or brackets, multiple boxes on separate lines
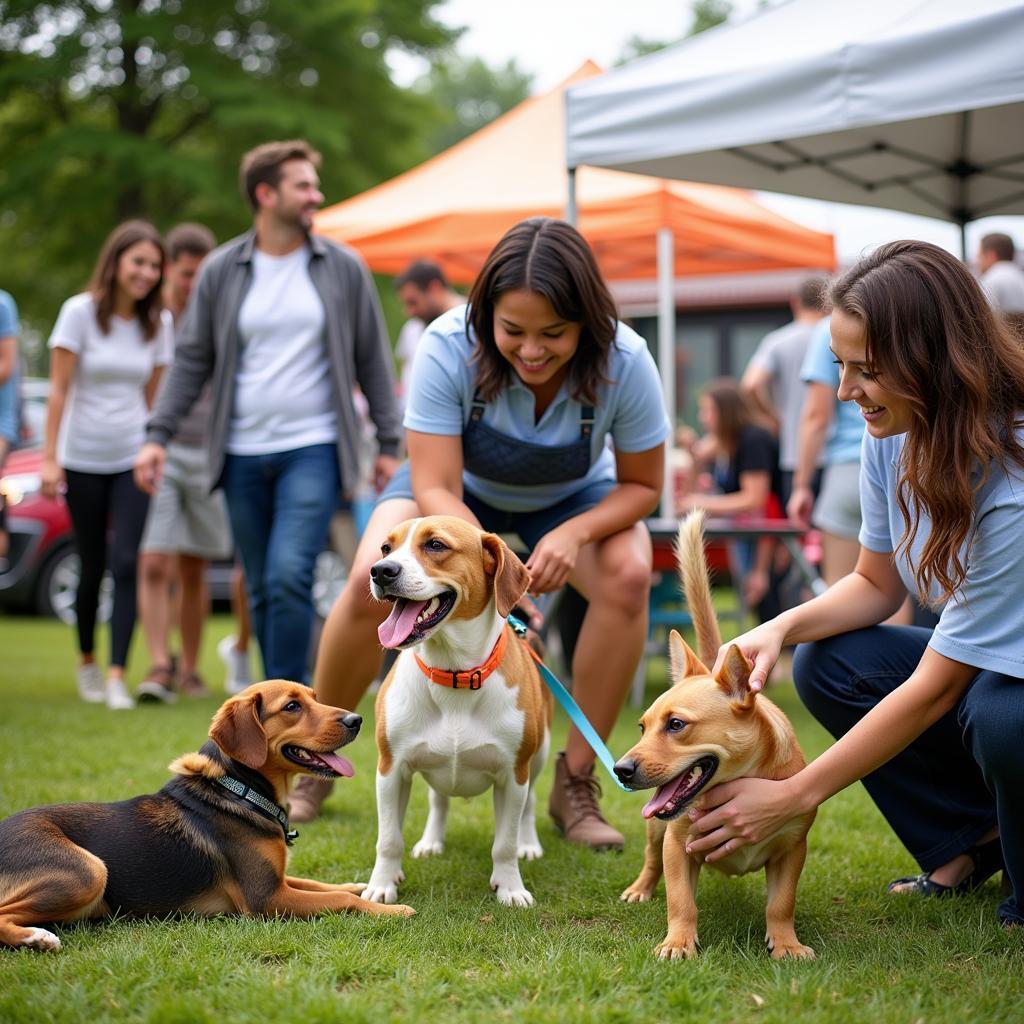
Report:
411,54,533,155
615,0,733,65
0,0,457,343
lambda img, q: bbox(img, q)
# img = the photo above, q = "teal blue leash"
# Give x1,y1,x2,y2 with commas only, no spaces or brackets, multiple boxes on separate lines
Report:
508,615,631,792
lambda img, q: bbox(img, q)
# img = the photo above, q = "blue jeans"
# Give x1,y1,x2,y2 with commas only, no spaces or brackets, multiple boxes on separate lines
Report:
221,444,340,683
793,626,1023,925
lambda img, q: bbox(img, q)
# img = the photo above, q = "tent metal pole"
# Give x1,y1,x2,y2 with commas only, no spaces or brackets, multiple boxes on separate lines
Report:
959,221,968,262
657,227,676,517
566,167,578,226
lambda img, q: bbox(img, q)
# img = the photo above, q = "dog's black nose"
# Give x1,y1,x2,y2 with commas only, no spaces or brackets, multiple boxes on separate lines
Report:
341,713,362,731
613,757,636,783
370,559,402,584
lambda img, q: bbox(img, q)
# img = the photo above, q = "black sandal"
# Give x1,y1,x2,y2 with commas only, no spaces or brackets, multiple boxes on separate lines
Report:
887,837,1004,897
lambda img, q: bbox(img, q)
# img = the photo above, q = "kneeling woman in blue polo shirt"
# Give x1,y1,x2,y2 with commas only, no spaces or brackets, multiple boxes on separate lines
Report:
298,217,671,842
686,239,1023,929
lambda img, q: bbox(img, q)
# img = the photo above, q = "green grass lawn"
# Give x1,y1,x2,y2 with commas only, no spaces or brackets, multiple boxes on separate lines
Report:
0,612,1021,1024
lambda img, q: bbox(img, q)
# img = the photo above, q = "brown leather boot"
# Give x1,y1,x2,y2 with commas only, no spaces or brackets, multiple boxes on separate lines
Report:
548,752,624,851
288,776,334,823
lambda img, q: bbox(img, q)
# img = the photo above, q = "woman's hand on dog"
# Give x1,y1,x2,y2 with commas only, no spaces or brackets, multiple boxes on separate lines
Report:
711,621,787,692
684,776,807,862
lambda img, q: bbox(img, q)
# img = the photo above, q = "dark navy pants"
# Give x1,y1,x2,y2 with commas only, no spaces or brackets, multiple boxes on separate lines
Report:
793,625,1023,926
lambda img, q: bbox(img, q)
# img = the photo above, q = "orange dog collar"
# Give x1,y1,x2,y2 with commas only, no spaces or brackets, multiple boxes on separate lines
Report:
414,628,509,690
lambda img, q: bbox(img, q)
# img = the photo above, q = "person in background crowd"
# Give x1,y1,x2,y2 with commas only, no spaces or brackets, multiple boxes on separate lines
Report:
136,223,230,703
134,139,402,685
393,259,463,398
679,378,781,617
741,276,830,509
297,218,670,844
0,289,20,570
686,240,1023,932
217,563,254,695
42,221,172,709
977,232,1024,332
788,317,864,585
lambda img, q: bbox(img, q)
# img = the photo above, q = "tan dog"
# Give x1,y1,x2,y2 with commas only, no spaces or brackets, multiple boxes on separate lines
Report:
0,681,413,951
365,516,552,907
613,511,815,960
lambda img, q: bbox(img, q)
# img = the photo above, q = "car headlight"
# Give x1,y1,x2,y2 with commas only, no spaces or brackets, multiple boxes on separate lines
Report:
0,472,43,507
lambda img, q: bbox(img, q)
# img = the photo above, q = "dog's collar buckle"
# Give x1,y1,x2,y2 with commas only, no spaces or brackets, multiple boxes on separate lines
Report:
415,629,507,690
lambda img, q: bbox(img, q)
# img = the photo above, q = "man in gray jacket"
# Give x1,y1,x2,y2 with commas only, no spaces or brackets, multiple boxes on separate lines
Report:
135,139,401,684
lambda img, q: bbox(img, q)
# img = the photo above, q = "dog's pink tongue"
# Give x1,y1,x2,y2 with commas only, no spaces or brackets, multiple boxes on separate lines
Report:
378,598,428,648
315,751,354,778
642,781,678,820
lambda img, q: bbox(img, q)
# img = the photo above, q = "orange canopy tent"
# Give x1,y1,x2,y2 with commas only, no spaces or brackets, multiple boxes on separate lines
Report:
315,62,836,285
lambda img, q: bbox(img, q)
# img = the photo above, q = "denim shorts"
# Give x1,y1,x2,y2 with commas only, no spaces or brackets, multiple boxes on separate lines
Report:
376,461,616,552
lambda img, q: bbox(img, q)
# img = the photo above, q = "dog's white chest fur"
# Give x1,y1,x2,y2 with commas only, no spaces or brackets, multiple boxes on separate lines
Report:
384,656,527,796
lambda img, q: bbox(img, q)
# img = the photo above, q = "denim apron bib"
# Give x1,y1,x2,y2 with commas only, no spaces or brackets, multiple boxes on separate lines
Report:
461,391,595,485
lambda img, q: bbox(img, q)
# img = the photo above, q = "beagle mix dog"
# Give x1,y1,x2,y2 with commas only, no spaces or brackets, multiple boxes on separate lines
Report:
614,511,815,959
0,681,414,952
365,516,552,908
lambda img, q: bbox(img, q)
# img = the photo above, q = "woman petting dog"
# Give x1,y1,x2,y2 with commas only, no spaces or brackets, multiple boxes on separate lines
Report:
686,240,1023,930
299,217,671,849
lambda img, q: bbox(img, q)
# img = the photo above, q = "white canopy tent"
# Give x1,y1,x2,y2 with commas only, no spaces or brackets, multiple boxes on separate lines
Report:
565,0,1024,513
565,0,1024,257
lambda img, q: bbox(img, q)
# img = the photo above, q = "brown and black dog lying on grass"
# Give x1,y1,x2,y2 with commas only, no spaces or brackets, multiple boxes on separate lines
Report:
0,680,414,952
613,511,815,960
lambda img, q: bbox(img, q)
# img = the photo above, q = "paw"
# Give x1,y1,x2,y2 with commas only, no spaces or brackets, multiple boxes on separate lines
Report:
364,866,404,904
768,938,815,960
339,882,367,894
655,934,698,960
381,903,417,918
411,838,444,858
19,927,61,952
490,868,535,907
620,882,656,903
517,841,543,861
494,884,535,908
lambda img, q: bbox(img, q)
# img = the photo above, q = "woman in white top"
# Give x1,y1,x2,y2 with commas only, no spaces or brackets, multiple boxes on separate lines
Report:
42,221,172,710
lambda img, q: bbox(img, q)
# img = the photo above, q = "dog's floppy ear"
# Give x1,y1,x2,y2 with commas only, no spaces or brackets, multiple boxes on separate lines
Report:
481,532,531,617
668,629,709,681
209,692,268,768
714,644,757,711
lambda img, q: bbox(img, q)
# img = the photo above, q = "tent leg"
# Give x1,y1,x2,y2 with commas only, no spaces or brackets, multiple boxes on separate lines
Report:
657,227,676,517
566,167,578,226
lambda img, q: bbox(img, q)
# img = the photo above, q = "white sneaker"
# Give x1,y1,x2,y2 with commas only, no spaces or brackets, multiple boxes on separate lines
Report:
105,678,135,710
218,634,253,694
76,662,105,703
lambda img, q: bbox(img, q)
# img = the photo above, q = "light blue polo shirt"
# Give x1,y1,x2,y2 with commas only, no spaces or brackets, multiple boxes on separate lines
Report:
404,305,671,512
800,317,865,465
860,429,1024,679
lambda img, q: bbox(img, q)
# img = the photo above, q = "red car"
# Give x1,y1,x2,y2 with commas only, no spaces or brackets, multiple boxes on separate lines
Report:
0,445,103,621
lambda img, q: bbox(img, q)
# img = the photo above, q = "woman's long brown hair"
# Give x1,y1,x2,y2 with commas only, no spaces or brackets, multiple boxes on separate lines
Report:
701,378,752,460
467,218,616,403
832,240,1024,604
88,220,165,340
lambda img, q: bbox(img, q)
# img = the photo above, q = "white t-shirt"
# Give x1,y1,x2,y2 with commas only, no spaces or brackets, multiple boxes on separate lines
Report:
48,293,173,473
981,260,1024,314
227,246,337,455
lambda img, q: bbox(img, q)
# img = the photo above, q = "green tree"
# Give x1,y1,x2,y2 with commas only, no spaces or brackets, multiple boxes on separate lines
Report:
412,54,533,155
615,0,734,65
0,0,457,348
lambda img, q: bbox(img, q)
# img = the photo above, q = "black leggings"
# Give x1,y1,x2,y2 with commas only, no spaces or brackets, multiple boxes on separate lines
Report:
63,469,149,668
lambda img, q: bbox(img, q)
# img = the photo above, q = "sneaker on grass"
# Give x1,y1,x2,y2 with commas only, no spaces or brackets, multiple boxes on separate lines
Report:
105,678,135,711
76,662,105,704
218,634,253,695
